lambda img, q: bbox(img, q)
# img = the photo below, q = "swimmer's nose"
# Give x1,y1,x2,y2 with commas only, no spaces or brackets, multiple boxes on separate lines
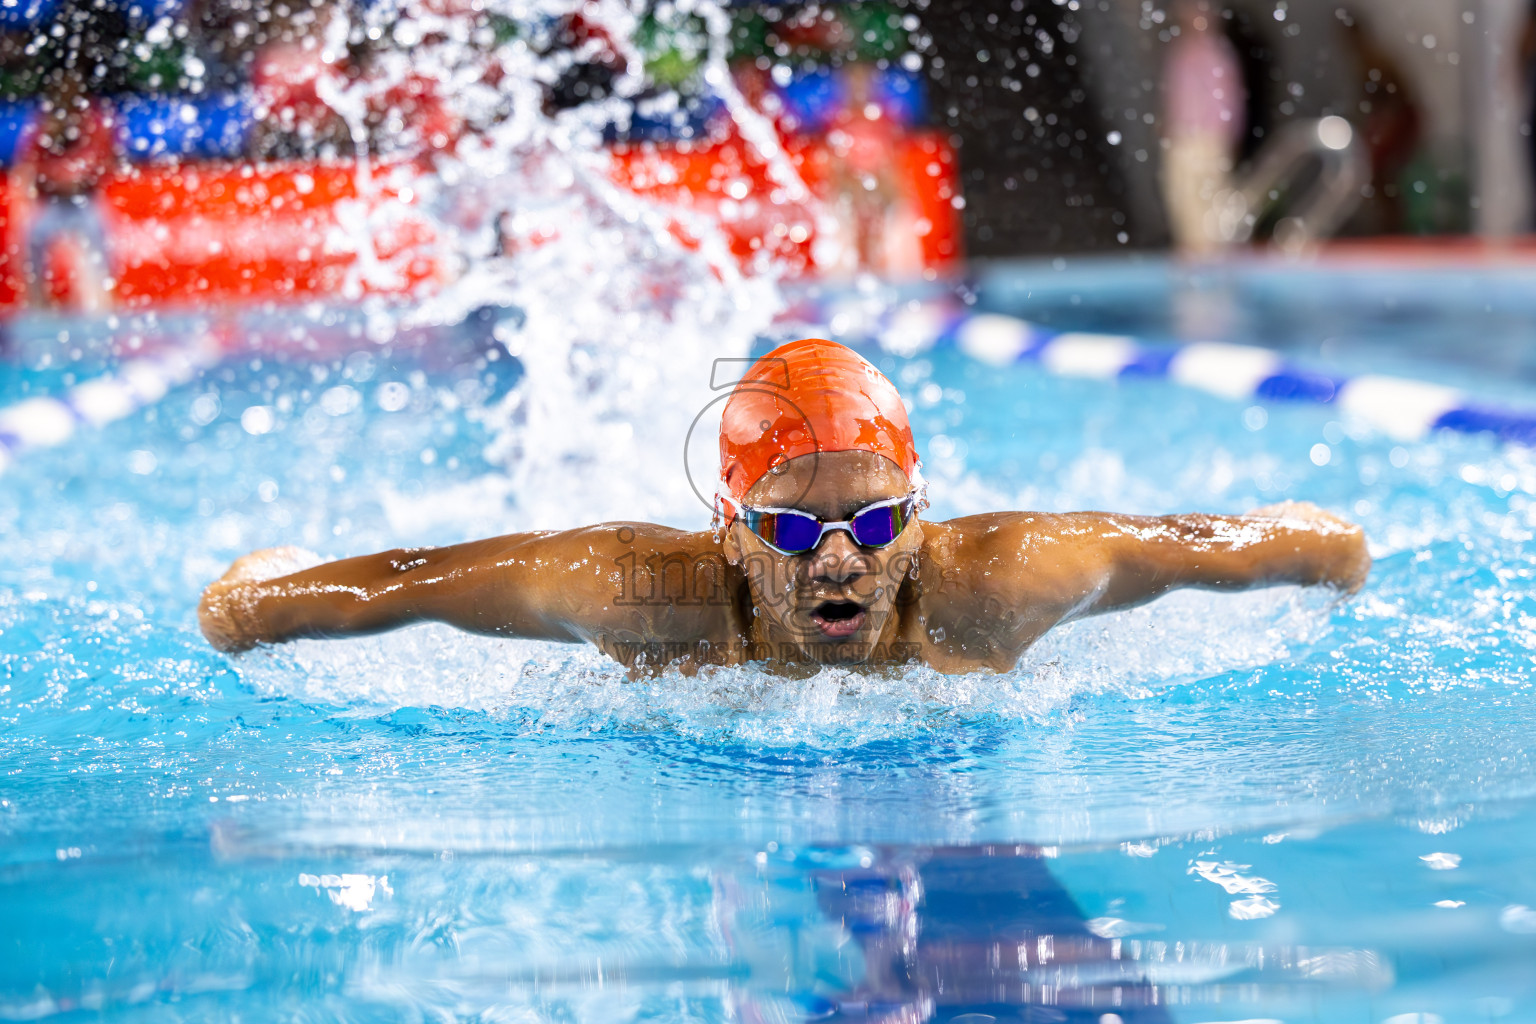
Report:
809,528,868,584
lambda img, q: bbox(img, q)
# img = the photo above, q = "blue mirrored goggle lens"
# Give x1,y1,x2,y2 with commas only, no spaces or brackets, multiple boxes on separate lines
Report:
849,501,906,547
762,510,823,553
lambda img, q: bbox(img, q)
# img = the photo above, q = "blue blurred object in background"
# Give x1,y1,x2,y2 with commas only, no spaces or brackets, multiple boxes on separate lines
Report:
776,66,842,133
0,0,182,28
606,93,724,144
775,65,926,134
873,66,926,126
0,100,36,166
118,0,186,25
115,92,254,162
0,0,61,29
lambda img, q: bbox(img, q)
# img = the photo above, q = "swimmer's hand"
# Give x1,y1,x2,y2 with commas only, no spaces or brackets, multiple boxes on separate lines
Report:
199,546,321,653
1246,500,1370,593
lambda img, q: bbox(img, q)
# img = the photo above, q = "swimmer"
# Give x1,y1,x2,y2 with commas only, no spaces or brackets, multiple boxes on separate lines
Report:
200,339,1370,674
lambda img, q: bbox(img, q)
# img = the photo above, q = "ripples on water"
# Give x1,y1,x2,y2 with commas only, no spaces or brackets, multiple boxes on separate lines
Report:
7,340,1536,1018
6,0,1536,1018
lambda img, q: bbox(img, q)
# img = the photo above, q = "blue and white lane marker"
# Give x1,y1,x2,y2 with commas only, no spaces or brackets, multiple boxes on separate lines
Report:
0,341,217,477
872,304,1536,446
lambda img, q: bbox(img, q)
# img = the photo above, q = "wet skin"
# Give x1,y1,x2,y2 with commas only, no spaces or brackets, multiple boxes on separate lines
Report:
200,450,1371,674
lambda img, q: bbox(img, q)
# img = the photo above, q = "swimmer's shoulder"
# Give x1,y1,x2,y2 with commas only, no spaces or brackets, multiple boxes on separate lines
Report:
922,511,1086,563
920,511,1116,599
547,521,726,562
907,513,1127,670
550,522,748,655
564,521,711,545
907,513,1079,670
553,521,738,587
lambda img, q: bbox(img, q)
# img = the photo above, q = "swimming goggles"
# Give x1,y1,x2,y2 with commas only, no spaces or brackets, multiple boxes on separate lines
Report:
720,493,918,555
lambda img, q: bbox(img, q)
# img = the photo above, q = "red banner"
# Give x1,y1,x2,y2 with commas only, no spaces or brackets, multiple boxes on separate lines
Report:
0,130,962,314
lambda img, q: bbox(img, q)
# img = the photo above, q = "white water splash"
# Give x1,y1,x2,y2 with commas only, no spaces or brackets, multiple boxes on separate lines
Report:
239,584,1333,748
334,0,798,527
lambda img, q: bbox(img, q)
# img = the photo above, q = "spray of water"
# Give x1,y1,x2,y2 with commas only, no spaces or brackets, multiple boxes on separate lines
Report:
238,583,1335,749
329,0,802,527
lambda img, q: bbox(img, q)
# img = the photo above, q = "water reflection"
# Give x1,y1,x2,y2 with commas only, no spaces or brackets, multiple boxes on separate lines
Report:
800,845,1169,1023
726,843,1398,1023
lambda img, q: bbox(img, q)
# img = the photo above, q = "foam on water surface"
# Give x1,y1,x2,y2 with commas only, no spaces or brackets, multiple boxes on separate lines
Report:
237,585,1333,748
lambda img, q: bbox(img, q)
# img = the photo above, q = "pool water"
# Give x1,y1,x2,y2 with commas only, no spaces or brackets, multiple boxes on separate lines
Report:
5,266,1536,1022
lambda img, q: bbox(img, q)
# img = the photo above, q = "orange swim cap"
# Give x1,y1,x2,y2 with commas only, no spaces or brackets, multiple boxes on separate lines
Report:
719,338,919,503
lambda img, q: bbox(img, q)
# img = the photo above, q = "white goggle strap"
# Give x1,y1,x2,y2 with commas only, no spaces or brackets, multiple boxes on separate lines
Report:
715,486,741,525
909,461,930,514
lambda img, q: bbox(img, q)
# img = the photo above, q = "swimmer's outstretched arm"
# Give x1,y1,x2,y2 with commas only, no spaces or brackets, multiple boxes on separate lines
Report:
198,524,735,653
1088,500,1369,611
1003,500,1370,622
946,500,1369,646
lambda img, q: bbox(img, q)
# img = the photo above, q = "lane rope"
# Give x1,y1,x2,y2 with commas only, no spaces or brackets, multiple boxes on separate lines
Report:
823,300,1536,447
4,296,1533,479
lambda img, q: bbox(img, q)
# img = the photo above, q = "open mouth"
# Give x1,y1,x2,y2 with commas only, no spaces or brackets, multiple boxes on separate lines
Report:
810,600,867,639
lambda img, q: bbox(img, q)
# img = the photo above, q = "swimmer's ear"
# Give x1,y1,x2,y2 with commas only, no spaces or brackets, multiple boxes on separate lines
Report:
900,516,925,553
722,521,744,565
904,518,926,569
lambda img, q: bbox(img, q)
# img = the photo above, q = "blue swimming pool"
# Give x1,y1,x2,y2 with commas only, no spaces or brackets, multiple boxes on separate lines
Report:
4,260,1536,1022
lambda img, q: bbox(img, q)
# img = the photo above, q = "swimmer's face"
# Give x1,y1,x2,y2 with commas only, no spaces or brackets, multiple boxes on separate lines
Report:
724,450,922,665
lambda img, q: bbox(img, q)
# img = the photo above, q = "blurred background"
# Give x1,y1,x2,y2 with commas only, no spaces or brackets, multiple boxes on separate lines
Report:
3,0,1534,315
